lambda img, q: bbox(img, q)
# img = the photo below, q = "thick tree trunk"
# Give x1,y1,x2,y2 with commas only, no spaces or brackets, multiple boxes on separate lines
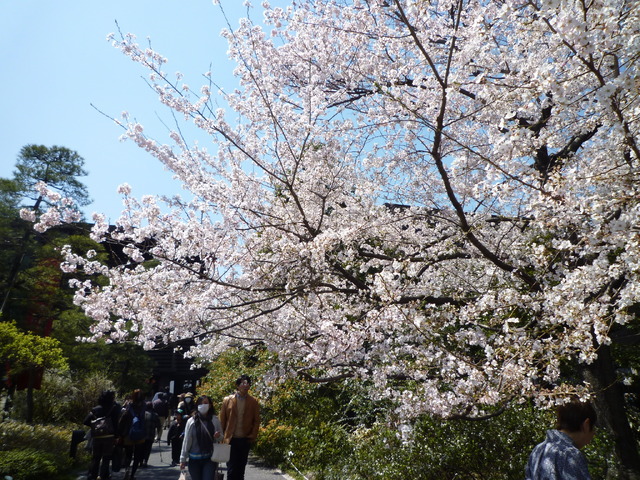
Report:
583,344,640,480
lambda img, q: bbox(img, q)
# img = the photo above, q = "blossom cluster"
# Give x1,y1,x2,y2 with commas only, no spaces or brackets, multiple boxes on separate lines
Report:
20,181,82,232
35,0,640,420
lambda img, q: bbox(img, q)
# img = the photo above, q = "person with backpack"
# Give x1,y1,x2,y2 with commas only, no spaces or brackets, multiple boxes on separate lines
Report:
152,392,169,441
117,389,147,480
153,386,174,428
83,390,120,480
180,395,223,480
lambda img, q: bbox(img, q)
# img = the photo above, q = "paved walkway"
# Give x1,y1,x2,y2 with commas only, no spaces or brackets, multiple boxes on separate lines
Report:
77,432,293,480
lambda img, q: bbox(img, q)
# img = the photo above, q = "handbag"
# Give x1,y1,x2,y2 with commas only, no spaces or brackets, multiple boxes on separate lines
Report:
211,443,231,463
179,470,190,480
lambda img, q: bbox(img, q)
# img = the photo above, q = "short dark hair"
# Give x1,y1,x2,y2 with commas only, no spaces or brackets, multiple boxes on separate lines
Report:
235,374,252,387
556,398,597,432
98,390,115,407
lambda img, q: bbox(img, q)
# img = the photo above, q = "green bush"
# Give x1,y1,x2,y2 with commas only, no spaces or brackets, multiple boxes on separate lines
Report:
0,448,59,480
342,408,544,480
201,348,621,479
327,404,618,480
254,391,618,480
10,370,115,424
0,419,89,480
254,419,296,465
255,420,351,479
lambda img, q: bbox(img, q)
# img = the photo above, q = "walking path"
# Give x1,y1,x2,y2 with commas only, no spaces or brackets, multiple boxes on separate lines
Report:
76,432,294,480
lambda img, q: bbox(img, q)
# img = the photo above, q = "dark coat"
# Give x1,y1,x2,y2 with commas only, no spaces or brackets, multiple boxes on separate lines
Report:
83,402,121,438
167,419,186,445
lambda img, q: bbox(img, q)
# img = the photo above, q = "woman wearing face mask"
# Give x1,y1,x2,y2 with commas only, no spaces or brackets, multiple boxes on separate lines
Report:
180,395,223,480
178,392,196,417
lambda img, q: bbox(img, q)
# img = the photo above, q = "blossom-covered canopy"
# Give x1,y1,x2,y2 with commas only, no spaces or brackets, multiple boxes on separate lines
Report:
34,0,640,420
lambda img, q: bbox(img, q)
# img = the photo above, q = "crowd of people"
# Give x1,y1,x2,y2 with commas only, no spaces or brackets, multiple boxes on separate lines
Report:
83,375,261,480
84,377,597,480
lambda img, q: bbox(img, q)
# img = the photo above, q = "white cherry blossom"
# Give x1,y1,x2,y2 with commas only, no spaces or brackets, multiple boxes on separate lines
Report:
31,3,640,461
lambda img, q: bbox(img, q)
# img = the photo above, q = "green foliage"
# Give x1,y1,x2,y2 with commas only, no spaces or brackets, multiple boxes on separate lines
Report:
255,419,351,479
295,402,618,480
411,407,544,479
1,145,90,322
340,407,544,480
0,419,89,480
10,370,115,425
0,448,58,480
203,347,620,480
199,346,274,408
13,144,90,209
289,403,617,480
0,321,68,374
255,420,296,465
585,424,619,479
102,343,156,395
344,423,407,480
0,178,21,212
0,179,22,271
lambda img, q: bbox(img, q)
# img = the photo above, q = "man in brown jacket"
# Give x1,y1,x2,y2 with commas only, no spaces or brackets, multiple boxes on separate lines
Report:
220,374,261,480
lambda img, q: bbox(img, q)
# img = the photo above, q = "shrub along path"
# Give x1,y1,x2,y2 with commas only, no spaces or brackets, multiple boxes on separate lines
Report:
76,433,293,480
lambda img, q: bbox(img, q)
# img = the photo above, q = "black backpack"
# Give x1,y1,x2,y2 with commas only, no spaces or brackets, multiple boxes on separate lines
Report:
91,405,115,436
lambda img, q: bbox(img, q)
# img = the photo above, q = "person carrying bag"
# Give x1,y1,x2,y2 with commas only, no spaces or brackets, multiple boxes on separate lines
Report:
83,390,121,480
180,395,224,480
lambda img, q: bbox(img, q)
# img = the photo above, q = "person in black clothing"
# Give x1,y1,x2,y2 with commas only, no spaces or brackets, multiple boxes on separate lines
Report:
152,392,169,440
167,408,186,466
153,386,174,428
117,389,147,480
83,390,120,480
163,387,174,427
142,401,162,467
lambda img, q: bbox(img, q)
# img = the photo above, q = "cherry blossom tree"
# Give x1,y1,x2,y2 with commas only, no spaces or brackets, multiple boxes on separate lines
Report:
36,0,640,474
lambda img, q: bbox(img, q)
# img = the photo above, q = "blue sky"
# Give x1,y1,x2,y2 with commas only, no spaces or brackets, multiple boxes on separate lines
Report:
0,1,281,223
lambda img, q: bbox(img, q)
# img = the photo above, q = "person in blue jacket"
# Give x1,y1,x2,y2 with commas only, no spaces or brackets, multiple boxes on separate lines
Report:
525,398,597,480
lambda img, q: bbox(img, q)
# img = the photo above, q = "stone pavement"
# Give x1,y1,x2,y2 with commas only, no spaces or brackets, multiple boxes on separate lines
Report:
77,433,294,480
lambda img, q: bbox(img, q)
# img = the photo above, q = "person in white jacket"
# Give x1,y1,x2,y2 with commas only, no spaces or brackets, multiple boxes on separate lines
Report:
180,395,224,480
